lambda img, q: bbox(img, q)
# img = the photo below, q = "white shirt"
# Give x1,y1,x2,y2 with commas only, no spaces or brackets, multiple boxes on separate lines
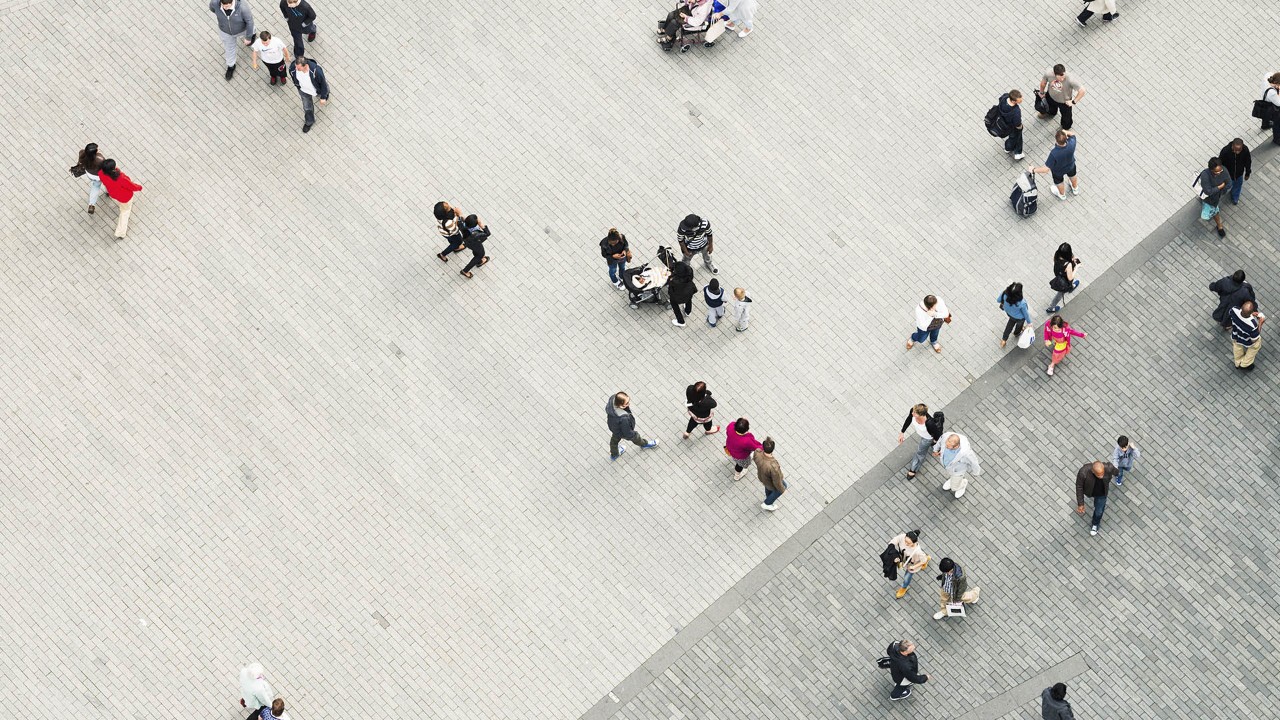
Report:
1264,77,1280,107
911,418,931,440
239,664,275,710
252,36,286,64
296,68,317,96
913,297,949,331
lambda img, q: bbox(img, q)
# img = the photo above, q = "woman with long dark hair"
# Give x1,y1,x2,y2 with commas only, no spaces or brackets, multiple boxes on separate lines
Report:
1046,243,1081,313
683,381,720,438
1043,314,1087,376
68,143,106,214
996,282,1032,349
97,158,143,239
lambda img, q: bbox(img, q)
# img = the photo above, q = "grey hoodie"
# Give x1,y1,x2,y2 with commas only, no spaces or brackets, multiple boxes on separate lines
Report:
605,398,636,437
1040,687,1075,720
210,0,255,36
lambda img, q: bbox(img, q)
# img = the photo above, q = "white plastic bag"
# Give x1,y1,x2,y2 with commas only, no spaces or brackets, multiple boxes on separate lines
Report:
1017,326,1035,349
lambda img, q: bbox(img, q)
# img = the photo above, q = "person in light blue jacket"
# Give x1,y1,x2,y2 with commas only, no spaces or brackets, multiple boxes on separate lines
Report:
997,282,1033,349
1112,435,1141,486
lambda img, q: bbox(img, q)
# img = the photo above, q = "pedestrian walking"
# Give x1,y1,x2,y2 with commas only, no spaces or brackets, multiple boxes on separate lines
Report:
683,381,720,438
1230,300,1265,371
676,214,718,273
288,55,329,133
600,228,631,290
934,431,981,499
883,640,930,700
897,403,945,479
997,282,1033,349
97,159,142,239
250,31,290,85
1046,243,1081,313
906,294,950,353
434,201,467,262
1041,683,1077,720
1043,314,1086,376
756,438,786,511
1112,435,1141,486
1029,129,1078,200
1209,270,1255,330
1075,460,1116,536
459,214,491,278
997,89,1025,159
250,699,290,720
1218,138,1252,205
732,287,752,331
1075,0,1118,26
1194,158,1233,238
721,0,757,38
607,392,659,462
238,663,275,717
703,279,726,326
1261,72,1280,145
669,261,696,327
1036,64,1086,130
69,142,106,214
932,557,967,620
211,0,256,80
888,530,929,599
725,417,763,481
279,0,317,57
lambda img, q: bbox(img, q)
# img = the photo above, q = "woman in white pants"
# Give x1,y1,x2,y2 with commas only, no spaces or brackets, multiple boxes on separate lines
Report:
1076,0,1118,27
721,0,758,38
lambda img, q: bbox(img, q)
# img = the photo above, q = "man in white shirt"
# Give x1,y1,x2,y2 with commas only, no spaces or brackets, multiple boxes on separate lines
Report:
250,31,290,85
239,663,275,715
288,56,330,133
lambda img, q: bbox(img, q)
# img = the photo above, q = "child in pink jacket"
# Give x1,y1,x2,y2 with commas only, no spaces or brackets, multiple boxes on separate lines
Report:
725,417,764,481
1043,314,1086,376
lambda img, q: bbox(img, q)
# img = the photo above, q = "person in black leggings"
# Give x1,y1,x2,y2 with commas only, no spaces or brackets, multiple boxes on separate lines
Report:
996,282,1032,349
684,381,720,438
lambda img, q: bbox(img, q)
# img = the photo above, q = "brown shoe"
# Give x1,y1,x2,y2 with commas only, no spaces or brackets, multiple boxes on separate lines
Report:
88,205,95,214
436,252,449,262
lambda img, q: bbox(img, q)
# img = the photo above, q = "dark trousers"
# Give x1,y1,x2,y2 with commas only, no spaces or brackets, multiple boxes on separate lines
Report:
1089,495,1108,527
1002,317,1025,341
461,247,487,273
300,92,315,124
290,23,316,56
672,297,692,323
440,233,466,257
1043,94,1074,129
1003,128,1023,154
265,60,287,80
686,417,712,433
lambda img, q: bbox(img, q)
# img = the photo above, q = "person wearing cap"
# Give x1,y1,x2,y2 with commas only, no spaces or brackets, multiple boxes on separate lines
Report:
288,55,329,133
677,214,717,274
932,557,967,620
884,640,930,700
1041,682,1077,719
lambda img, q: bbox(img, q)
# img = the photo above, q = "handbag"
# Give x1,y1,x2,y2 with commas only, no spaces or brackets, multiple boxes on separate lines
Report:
1251,88,1278,121
1033,90,1050,115
1049,275,1070,292
1017,325,1035,348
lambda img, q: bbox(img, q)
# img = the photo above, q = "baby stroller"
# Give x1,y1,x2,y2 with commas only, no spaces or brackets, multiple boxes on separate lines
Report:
623,246,676,309
656,0,727,53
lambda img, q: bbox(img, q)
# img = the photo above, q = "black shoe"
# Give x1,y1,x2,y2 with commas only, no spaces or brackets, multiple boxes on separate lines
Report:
1243,364,1256,372
1103,12,1118,21
225,65,235,80
302,123,313,133
307,31,316,41
680,44,691,53
1217,228,1226,238
703,41,715,47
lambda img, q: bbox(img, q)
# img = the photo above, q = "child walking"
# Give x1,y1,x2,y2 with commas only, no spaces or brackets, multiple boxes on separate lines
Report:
733,287,752,332
1043,314,1086,376
251,31,290,85
704,279,726,326
1112,435,1141,486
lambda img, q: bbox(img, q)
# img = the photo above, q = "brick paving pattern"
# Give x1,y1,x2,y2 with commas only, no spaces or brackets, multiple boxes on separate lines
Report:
0,0,1276,718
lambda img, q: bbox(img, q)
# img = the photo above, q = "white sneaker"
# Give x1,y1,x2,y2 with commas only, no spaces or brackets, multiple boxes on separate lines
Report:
1013,152,1025,160
672,319,686,327
613,281,625,291
733,469,745,481
1070,182,1080,196
1047,364,1055,376
954,487,966,499
1050,185,1066,200
942,479,953,491
1090,525,1099,536
762,502,778,512
933,611,946,620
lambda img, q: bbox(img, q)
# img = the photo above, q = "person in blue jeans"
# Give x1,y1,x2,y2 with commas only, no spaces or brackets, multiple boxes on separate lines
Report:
997,281,1032,349
600,228,631,290
1218,139,1251,205
1075,460,1116,536
907,294,950,353
1112,435,1141,486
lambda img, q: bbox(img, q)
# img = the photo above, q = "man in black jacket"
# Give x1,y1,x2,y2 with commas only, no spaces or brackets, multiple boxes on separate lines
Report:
288,56,329,133
997,89,1025,159
885,640,930,700
1075,461,1117,536
896,403,944,478
459,215,491,278
668,261,697,327
1209,270,1256,330
280,0,318,56
1218,138,1252,205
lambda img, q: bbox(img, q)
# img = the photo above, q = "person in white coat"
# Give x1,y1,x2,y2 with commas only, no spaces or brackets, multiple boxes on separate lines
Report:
933,431,981,499
721,0,757,37
239,663,275,715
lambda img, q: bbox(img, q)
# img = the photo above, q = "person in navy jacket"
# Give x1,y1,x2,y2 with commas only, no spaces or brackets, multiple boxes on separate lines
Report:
288,56,330,133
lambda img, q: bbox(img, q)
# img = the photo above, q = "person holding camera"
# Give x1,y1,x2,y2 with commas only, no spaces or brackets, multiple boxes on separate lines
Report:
1046,243,1081,313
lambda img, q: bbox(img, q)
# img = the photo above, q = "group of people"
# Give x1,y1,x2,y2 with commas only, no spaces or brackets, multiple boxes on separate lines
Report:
656,0,758,52
211,0,330,132
1210,269,1266,371
238,663,290,720
433,200,493,278
606,384,787,510
68,143,143,239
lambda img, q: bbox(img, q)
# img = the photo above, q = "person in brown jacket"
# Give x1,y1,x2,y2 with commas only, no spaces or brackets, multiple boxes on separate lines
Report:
1074,460,1116,537
757,437,786,511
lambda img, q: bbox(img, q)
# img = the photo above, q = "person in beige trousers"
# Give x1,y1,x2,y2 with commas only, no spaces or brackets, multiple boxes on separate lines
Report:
97,159,143,238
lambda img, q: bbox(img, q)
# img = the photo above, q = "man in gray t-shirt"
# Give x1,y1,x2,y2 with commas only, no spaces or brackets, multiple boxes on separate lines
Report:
1037,63,1087,130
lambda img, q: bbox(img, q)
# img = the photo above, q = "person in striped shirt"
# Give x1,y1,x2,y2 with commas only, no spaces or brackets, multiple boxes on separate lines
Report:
434,201,468,262
677,214,718,274
1231,300,1265,371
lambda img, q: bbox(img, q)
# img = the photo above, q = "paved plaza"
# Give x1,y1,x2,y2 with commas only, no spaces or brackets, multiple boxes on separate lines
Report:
0,0,1277,718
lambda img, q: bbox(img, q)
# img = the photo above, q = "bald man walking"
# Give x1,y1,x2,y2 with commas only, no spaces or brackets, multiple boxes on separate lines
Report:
1075,460,1117,536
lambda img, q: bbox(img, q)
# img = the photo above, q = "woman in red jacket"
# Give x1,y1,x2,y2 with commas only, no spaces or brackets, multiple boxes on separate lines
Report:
97,159,142,239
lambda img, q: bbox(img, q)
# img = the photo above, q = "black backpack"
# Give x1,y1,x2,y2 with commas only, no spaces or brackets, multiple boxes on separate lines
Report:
984,104,1005,137
931,411,945,436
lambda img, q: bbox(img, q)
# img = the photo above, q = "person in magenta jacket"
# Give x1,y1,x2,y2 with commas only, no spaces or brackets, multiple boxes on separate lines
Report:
725,417,763,481
97,158,142,239
1043,314,1086,376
